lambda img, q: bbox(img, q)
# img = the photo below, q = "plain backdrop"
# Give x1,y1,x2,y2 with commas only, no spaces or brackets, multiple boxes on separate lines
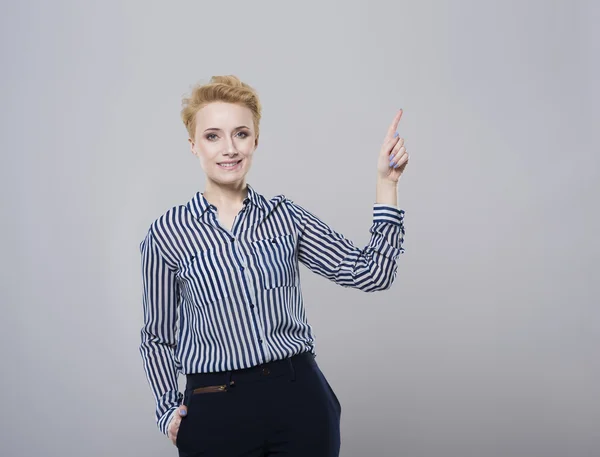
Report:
1,1,598,456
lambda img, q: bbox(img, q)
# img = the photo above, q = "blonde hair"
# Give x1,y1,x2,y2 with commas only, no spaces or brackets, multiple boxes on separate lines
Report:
181,75,262,141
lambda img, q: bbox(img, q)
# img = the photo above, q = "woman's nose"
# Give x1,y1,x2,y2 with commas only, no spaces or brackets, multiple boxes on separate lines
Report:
226,138,236,154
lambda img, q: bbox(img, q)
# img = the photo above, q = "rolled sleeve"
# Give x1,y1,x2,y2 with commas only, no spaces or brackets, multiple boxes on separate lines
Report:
371,204,406,259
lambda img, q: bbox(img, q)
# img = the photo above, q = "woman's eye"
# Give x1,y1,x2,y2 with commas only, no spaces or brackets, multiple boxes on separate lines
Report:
206,132,248,140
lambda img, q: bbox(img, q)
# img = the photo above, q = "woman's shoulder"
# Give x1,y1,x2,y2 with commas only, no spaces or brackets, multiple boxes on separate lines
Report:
143,201,194,238
152,204,182,222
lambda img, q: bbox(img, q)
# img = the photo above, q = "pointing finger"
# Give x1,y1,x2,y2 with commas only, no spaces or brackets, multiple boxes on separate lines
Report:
385,109,403,141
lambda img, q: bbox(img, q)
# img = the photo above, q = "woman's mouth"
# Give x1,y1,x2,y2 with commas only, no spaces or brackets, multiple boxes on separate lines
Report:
217,159,242,171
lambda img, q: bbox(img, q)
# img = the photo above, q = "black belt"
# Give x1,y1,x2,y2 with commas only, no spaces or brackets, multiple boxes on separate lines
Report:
184,351,316,392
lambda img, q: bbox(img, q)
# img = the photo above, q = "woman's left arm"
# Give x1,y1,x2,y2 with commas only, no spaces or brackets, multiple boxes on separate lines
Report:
287,109,409,291
287,198,405,291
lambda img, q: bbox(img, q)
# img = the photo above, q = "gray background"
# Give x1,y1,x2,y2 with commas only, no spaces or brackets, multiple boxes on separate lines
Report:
1,0,598,456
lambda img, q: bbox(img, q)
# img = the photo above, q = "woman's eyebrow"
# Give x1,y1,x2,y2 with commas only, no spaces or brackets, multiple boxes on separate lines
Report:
203,125,250,132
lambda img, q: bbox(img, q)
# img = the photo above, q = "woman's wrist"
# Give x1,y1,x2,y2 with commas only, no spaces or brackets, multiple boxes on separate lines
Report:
375,177,398,207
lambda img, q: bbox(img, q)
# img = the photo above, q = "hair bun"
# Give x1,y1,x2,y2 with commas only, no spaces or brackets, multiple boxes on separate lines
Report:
209,75,244,88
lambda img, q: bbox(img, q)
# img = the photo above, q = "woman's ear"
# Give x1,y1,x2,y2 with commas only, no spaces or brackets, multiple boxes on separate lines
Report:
188,138,197,156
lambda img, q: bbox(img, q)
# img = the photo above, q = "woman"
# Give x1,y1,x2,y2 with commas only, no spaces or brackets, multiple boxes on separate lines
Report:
139,75,409,457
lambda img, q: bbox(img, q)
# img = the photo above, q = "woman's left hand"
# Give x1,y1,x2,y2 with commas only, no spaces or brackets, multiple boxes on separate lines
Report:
377,109,409,183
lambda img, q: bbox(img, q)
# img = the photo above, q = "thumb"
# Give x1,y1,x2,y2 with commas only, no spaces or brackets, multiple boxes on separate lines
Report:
178,405,188,417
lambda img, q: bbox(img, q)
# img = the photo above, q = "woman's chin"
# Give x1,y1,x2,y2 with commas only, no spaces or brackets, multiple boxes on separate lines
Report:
208,170,249,184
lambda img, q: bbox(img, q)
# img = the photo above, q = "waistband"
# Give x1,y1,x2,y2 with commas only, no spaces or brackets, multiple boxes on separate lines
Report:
184,351,316,391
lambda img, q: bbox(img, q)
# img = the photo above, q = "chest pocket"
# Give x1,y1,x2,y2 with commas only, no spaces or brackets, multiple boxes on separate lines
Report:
251,234,299,289
177,248,229,306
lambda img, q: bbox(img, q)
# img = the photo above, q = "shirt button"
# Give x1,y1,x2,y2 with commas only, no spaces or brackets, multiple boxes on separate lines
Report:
250,304,254,309
262,367,270,376
258,339,263,343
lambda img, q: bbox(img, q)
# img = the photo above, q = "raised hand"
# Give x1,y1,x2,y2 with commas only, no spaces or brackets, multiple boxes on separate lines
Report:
377,109,409,182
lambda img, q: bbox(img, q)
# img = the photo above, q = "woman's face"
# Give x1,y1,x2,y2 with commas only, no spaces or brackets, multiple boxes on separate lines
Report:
189,102,257,185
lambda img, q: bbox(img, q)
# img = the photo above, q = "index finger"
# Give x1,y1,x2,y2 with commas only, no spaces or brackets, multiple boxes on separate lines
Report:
385,109,403,140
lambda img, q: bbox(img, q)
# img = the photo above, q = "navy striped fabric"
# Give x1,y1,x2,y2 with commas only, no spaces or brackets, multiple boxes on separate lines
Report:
139,184,405,435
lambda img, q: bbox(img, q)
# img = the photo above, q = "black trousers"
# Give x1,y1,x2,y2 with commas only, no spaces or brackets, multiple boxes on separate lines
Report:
176,351,341,457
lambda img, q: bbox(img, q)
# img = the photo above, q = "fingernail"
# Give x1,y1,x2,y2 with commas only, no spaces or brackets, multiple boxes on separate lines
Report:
180,410,187,416
393,132,399,138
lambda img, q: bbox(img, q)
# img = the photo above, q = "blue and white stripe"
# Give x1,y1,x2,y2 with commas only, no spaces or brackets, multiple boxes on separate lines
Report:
139,184,405,435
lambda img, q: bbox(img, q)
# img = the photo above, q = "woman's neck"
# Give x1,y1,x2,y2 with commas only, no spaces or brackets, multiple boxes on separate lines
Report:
203,181,248,209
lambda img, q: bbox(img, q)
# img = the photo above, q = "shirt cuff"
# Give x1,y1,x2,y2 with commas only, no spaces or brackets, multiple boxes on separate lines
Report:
158,406,179,437
373,204,405,226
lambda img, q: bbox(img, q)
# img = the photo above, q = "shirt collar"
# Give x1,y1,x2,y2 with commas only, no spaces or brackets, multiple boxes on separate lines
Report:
186,183,265,220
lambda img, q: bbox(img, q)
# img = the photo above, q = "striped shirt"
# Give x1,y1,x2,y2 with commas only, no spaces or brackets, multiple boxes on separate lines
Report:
139,184,405,435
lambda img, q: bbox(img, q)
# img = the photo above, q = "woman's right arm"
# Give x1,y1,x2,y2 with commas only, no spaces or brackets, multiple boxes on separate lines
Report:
139,228,182,437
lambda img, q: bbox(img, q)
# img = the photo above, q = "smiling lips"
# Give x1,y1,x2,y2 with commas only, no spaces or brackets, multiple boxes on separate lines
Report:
217,159,242,170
